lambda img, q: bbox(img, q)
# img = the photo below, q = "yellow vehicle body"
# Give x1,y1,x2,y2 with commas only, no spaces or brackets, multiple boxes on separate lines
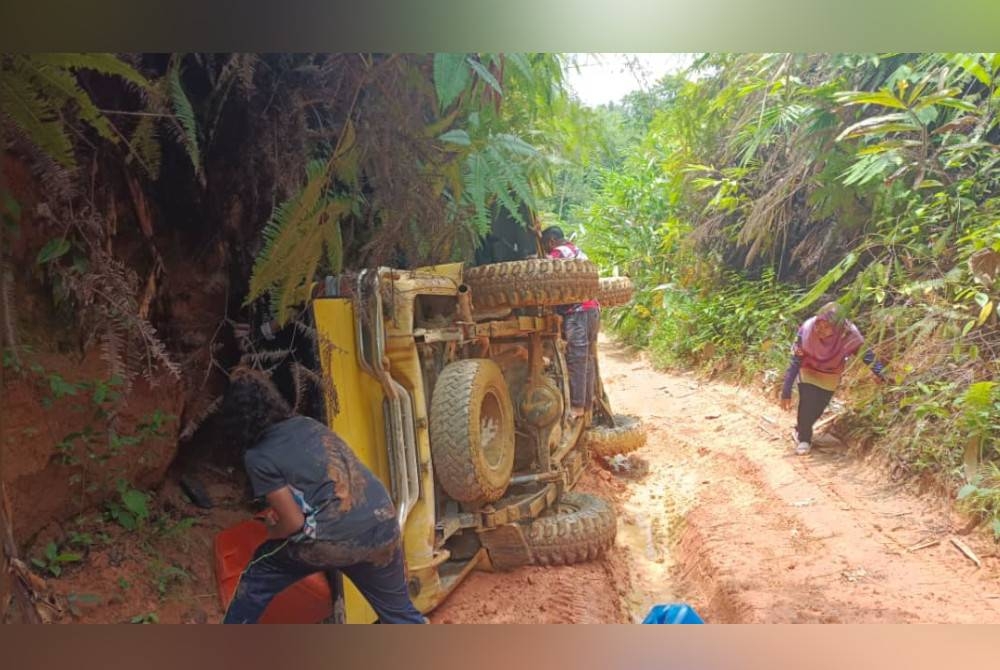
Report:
311,261,599,623
313,263,484,623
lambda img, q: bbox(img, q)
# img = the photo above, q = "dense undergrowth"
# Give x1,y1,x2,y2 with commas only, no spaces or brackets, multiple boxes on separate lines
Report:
557,54,1000,538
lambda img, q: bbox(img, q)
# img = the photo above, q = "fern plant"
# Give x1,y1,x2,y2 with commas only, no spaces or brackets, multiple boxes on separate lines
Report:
434,53,562,237
0,53,149,169
166,54,203,182
247,151,352,326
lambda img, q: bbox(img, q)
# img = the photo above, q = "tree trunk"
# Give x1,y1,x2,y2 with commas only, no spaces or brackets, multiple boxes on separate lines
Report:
1,148,39,623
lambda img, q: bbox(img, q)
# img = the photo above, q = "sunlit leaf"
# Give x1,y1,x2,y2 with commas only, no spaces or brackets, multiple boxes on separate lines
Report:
433,53,471,110
467,57,502,96
438,129,471,146
957,483,978,500
835,90,908,110
977,301,994,326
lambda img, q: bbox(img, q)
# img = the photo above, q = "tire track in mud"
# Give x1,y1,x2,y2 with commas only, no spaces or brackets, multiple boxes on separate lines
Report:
599,336,1000,624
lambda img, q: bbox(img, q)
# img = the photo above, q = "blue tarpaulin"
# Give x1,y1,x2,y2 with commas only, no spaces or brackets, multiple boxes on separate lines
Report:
642,603,704,624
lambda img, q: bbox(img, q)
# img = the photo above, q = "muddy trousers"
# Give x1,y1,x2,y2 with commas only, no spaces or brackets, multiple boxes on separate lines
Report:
796,382,834,444
564,308,600,410
222,527,425,624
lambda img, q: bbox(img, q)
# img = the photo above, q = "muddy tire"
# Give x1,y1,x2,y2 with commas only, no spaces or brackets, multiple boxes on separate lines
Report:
464,258,599,310
596,276,634,307
525,492,617,566
580,414,646,457
430,359,515,504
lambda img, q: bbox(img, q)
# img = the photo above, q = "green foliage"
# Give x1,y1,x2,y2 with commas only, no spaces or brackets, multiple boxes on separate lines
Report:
130,612,159,624
105,479,151,531
575,52,1000,517
36,238,72,265
31,541,83,577
127,115,162,179
433,53,472,110
957,463,1000,541
247,160,351,325
248,53,566,324
0,54,149,169
149,560,190,598
65,592,102,617
167,55,202,178
646,269,799,376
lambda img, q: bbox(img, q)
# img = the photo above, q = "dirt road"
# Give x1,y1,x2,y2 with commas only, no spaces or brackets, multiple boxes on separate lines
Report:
45,336,1000,624
436,336,1000,623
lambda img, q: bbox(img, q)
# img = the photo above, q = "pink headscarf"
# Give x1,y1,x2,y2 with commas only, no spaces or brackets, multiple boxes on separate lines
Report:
795,303,864,374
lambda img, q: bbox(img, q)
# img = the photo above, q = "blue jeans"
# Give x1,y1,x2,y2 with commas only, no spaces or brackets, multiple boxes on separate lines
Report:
223,522,425,624
563,308,600,409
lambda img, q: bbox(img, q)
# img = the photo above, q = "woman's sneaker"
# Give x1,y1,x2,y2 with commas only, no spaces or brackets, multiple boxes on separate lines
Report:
795,441,812,455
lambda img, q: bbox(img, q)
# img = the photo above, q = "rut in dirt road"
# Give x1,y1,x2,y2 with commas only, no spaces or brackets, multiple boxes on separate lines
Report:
600,336,1000,624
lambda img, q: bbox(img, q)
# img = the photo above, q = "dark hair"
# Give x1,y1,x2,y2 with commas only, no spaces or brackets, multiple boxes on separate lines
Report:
541,226,564,245
218,367,293,453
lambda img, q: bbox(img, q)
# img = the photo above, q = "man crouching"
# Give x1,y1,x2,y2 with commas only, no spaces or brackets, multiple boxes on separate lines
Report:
220,367,426,624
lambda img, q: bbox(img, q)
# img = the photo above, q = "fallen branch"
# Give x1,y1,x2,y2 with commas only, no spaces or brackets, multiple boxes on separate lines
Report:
1,483,42,623
950,537,982,568
907,538,940,552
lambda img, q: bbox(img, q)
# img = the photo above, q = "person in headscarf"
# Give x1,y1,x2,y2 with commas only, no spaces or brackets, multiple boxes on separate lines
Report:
541,226,600,419
779,302,887,455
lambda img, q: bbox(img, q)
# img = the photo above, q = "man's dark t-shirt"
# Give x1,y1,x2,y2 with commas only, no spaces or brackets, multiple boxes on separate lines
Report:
243,416,396,543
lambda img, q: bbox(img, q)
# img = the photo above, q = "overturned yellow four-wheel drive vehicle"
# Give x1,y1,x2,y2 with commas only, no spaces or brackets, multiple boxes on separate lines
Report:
217,256,645,623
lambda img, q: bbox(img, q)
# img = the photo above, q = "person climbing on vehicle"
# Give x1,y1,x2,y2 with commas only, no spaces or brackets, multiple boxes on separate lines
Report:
779,302,887,455
219,367,426,624
541,226,600,419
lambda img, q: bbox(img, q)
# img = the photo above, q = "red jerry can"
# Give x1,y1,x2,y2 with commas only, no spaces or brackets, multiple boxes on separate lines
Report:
213,519,334,624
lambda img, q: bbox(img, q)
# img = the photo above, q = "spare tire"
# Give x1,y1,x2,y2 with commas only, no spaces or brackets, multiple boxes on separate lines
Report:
596,276,634,307
464,258,599,310
580,414,646,457
525,492,617,566
430,359,515,504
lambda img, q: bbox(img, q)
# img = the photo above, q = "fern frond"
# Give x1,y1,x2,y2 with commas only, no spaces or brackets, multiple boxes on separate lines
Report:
331,119,360,188
962,381,996,410
100,320,131,393
248,180,323,296
292,317,318,341
290,362,307,413
179,394,222,442
489,141,536,212
3,54,153,168
216,53,258,97
291,361,336,417
322,203,344,275
29,144,78,201
464,152,489,233
168,56,202,177
28,62,119,144
126,114,161,179
31,53,149,91
248,160,351,325
0,64,75,167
